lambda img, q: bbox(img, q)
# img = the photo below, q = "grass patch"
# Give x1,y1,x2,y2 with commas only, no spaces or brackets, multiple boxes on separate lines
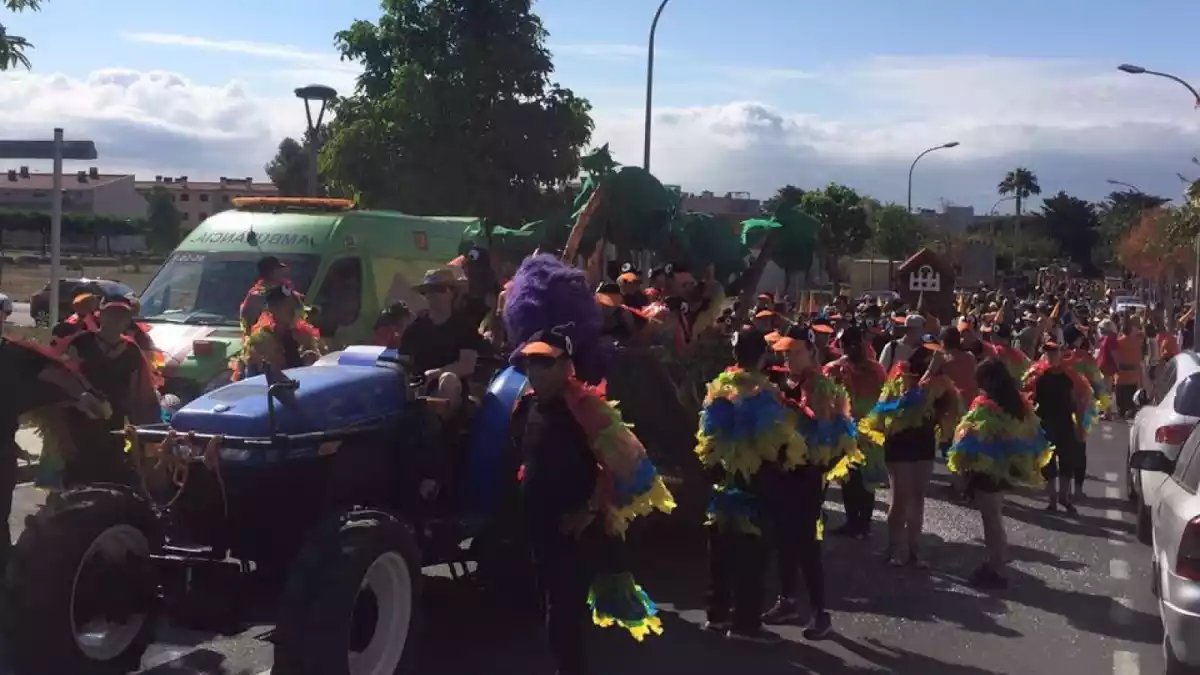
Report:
0,264,158,301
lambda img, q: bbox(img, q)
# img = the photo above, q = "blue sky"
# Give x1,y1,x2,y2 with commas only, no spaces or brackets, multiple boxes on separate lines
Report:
4,0,1200,210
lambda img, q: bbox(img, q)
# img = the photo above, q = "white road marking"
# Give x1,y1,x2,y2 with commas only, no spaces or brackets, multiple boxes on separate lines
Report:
1106,487,1121,499
1110,536,1127,547
1110,559,1131,580
1106,509,1125,522
1110,596,1135,625
1105,472,1120,482
1113,649,1140,675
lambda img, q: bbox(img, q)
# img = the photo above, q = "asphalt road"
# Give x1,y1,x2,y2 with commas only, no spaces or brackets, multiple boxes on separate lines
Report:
2,421,1170,675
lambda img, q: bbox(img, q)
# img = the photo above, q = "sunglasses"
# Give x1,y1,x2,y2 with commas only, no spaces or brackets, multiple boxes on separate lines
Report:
421,286,450,295
515,354,561,373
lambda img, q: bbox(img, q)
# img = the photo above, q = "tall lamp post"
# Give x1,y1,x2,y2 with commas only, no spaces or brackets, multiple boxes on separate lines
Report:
1118,63,1200,349
294,84,338,197
907,141,960,213
642,0,672,172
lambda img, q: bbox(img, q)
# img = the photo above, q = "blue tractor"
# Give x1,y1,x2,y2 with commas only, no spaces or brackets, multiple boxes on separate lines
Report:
5,347,531,675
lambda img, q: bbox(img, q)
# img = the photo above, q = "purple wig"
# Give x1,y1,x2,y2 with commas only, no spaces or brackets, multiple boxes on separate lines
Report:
504,254,610,383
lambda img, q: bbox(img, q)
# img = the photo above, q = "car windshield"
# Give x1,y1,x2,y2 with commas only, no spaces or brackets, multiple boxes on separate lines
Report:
1175,372,1200,418
138,252,320,325
1114,296,1140,305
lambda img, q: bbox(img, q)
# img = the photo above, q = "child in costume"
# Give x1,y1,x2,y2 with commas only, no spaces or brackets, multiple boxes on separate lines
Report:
761,325,857,637
859,335,961,567
1023,337,1092,513
948,358,1053,589
824,325,887,538
983,323,1030,382
696,327,801,642
504,255,674,674
231,286,323,381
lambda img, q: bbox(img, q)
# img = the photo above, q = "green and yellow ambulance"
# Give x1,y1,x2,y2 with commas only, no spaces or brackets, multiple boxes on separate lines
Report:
137,197,479,400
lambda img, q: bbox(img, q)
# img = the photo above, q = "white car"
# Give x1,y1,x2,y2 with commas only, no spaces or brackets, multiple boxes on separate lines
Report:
1113,294,1144,313
1128,353,1200,544
1131,423,1200,672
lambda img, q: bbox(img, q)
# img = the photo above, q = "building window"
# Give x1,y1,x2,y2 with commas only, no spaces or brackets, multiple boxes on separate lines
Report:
199,193,209,202
180,193,190,202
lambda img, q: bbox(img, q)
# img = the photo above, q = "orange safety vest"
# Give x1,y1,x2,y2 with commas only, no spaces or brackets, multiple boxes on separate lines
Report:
1115,334,1142,386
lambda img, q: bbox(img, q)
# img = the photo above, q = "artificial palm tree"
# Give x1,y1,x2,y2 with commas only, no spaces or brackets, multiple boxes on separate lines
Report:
997,166,1042,236
1,1,42,71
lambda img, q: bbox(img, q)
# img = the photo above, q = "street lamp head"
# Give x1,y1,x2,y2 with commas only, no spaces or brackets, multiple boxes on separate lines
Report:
1105,179,1122,185
942,141,960,148
1118,64,1147,75
294,84,338,102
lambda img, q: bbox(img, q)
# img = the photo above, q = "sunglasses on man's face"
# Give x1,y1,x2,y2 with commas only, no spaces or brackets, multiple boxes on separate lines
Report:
514,354,561,373
421,286,450,295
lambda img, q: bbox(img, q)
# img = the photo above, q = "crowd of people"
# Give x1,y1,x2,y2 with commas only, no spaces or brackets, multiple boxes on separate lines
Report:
0,249,1188,675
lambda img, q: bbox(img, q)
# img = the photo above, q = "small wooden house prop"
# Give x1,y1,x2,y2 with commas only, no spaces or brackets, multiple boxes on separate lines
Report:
895,248,955,322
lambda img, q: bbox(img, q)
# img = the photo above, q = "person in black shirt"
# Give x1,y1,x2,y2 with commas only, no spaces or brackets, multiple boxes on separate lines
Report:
1030,339,1086,514
401,268,481,412
511,329,608,675
59,297,160,487
0,338,107,570
596,283,647,344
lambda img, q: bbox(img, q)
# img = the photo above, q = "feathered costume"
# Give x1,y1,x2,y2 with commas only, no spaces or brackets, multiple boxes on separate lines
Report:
780,368,862,481
947,395,1053,488
505,254,674,642
1021,360,1095,433
230,311,322,381
1065,349,1110,431
986,341,1031,382
824,357,887,485
859,362,963,452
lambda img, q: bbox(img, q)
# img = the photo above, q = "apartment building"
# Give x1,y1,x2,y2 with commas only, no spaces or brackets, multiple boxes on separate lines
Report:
134,175,279,229
680,190,761,219
0,165,149,219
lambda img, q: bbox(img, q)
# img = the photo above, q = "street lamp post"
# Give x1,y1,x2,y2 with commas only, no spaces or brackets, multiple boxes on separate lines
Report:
1118,63,1200,349
294,84,338,197
642,0,672,172
907,142,960,213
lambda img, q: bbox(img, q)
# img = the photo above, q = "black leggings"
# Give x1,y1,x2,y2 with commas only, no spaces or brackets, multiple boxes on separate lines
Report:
707,526,767,630
772,465,826,611
841,469,875,529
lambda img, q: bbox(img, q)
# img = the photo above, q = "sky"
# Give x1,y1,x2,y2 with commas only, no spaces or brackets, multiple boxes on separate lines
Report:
3,0,1200,212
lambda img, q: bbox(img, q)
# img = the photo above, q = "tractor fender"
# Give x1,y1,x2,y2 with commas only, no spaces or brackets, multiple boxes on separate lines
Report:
463,366,527,513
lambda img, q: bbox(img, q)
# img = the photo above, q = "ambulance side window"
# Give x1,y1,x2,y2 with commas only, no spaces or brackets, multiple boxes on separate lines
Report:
313,258,362,329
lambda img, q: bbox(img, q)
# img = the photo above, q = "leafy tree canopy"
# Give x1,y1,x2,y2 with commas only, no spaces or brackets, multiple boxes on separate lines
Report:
870,202,924,263
997,166,1042,216
144,186,183,252
265,125,331,197
322,0,594,224
1033,191,1101,274
763,184,804,215
798,183,871,288
1,0,40,71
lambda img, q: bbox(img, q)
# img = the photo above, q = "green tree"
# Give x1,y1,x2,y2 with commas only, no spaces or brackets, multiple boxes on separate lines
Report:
798,183,871,294
1034,191,1101,274
144,187,182,253
762,184,804,215
323,0,594,223
265,136,313,197
870,202,925,279
1,0,41,70
1095,190,1171,267
997,167,1042,235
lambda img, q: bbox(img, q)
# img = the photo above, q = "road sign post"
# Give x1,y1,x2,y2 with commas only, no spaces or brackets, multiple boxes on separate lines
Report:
0,131,98,326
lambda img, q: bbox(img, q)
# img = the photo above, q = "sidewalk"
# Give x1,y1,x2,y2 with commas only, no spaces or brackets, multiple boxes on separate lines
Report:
14,428,41,483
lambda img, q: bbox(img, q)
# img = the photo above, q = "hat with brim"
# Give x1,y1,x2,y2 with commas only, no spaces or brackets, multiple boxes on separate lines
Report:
811,320,835,334
771,326,814,352
414,268,462,293
596,292,623,308
617,272,640,284
73,293,96,306
754,310,775,320
99,298,134,313
516,327,573,360
922,333,942,351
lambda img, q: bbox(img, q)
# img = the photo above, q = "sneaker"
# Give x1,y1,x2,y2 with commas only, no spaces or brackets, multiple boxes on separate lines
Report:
1044,502,1058,512
761,597,802,625
802,611,833,640
726,626,781,643
1061,501,1078,515
969,565,1009,590
703,619,730,633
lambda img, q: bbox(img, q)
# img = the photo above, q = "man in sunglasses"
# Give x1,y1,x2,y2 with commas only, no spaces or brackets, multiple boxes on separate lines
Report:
400,268,482,411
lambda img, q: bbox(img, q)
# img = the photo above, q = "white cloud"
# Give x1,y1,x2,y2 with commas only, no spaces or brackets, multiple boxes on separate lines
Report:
2,54,1197,211
121,32,344,68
